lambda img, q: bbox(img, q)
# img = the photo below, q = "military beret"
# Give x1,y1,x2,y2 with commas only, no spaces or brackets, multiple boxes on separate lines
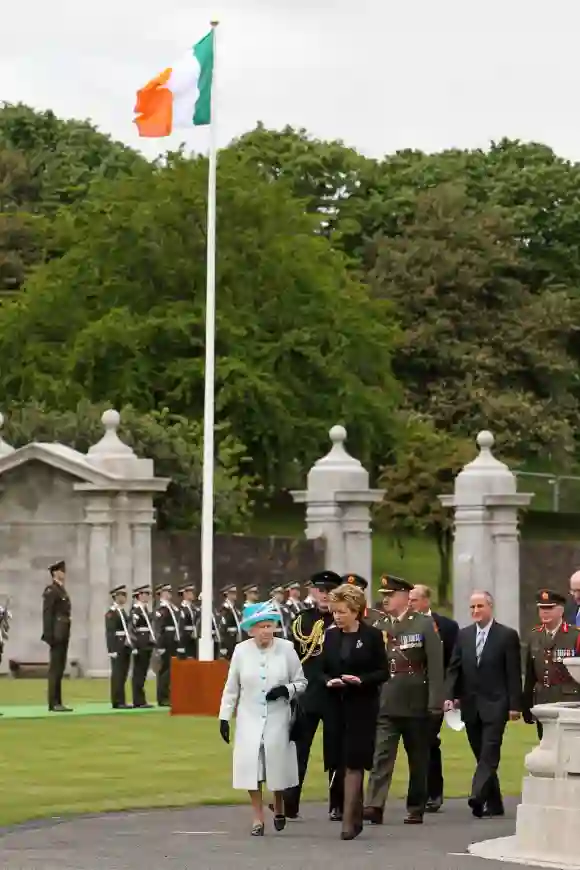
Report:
133,585,151,597
110,584,127,597
341,573,368,591
49,560,66,574
155,583,171,594
221,584,237,595
242,583,259,594
178,584,195,594
536,588,567,607
378,574,412,594
310,570,342,591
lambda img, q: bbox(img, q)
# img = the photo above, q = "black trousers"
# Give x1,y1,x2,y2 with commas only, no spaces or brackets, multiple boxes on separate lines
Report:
157,648,176,705
48,640,69,709
283,709,344,816
536,721,543,741
465,714,506,811
110,648,132,707
183,639,198,659
132,648,153,706
427,713,444,801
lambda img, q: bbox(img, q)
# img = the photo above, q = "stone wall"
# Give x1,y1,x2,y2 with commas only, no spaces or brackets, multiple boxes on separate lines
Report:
520,540,580,633
152,532,325,597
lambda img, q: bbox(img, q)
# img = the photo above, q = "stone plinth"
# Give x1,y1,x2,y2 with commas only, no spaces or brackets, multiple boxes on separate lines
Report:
439,430,533,632
292,425,384,600
469,698,580,869
0,410,169,676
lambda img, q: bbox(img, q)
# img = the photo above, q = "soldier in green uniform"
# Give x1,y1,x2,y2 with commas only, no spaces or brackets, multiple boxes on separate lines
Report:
41,560,73,713
523,588,580,740
364,574,444,825
218,584,242,660
130,585,155,708
178,583,199,659
105,584,134,709
154,583,183,706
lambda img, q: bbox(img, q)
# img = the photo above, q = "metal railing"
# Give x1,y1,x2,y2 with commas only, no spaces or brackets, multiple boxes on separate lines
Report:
515,471,580,513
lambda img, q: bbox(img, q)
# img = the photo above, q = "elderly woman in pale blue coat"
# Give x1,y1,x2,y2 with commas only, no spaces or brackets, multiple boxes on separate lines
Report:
219,602,307,836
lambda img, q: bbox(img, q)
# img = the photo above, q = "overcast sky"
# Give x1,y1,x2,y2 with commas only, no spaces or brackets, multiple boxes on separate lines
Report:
2,0,580,162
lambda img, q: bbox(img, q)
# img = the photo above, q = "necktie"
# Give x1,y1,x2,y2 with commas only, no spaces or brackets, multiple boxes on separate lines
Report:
576,608,580,628
476,629,486,665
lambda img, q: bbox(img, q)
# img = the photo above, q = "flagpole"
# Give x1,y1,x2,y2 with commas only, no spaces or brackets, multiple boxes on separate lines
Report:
199,20,219,662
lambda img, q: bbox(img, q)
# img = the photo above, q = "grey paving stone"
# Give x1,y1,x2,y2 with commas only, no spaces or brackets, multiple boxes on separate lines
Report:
0,799,529,870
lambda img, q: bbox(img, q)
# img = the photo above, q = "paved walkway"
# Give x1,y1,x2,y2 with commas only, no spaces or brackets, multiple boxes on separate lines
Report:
0,799,527,870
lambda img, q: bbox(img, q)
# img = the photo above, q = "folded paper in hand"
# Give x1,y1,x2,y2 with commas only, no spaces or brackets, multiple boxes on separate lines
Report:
444,708,465,732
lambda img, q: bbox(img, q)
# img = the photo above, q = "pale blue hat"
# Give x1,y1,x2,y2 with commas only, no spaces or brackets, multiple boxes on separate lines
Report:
240,602,281,633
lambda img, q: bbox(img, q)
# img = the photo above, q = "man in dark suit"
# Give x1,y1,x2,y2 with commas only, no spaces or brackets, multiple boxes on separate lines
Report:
444,590,522,818
563,570,580,627
409,584,459,812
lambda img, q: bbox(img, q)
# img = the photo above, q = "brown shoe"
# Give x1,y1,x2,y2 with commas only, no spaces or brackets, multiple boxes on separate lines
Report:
404,812,423,825
363,806,383,825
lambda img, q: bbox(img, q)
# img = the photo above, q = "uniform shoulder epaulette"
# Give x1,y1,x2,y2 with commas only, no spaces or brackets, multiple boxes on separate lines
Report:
532,624,545,632
43,585,54,596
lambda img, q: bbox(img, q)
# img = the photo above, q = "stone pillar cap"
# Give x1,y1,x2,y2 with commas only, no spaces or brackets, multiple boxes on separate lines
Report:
454,430,517,498
88,410,136,459
0,412,15,457
306,425,370,493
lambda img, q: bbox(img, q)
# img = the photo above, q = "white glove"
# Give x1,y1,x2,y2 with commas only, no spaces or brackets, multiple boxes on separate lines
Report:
109,652,118,659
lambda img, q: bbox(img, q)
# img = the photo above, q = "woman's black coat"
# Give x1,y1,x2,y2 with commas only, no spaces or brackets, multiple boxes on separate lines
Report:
319,620,389,771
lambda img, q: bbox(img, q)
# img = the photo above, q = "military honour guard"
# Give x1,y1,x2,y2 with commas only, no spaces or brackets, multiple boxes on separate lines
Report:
269,584,290,639
302,579,315,609
523,588,580,739
218,584,242,660
154,583,183,706
284,581,303,618
364,575,444,825
105,584,134,709
130,585,155,708
178,583,200,658
41,560,73,713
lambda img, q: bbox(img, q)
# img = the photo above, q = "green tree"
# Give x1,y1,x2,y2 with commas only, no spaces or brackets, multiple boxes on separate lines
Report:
0,150,400,491
377,415,476,605
369,183,579,465
2,401,253,531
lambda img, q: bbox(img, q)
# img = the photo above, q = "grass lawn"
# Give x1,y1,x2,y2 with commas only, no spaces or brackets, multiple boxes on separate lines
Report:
0,678,535,828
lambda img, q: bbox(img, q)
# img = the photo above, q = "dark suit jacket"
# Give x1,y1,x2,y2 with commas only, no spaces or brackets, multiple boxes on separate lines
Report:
445,621,522,723
432,611,459,672
564,598,579,626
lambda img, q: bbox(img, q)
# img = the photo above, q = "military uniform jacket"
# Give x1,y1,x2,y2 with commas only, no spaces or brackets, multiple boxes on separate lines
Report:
271,601,291,640
285,599,304,620
130,603,156,650
377,610,444,717
523,621,580,715
219,602,242,648
290,607,334,714
364,607,385,629
154,601,182,651
105,605,133,655
179,601,199,641
41,581,72,646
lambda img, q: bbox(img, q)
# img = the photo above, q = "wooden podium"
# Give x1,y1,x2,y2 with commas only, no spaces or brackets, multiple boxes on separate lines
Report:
170,658,229,716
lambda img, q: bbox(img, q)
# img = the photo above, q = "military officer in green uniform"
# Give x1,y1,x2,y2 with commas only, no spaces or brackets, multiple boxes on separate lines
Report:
523,588,580,740
364,574,444,825
41,560,73,713
105,584,134,709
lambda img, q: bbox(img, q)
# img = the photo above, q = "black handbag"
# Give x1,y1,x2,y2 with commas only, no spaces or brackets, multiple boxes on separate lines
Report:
289,698,304,742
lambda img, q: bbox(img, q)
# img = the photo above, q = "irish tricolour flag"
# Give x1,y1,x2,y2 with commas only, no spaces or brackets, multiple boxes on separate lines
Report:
134,31,214,138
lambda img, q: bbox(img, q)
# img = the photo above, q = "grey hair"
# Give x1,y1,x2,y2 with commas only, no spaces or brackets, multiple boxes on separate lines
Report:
471,590,494,607
412,584,432,600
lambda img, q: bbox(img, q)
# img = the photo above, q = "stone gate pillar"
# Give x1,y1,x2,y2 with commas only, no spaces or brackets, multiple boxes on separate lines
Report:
292,425,384,601
439,430,533,631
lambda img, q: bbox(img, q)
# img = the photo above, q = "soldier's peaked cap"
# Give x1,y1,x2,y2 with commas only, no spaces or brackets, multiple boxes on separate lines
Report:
178,583,195,593
155,583,171,594
270,585,284,595
133,585,151,596
110,584,127,596
285,581,301,591
379,574,412,594
221,583,237,594
242,583,259,593
341,573,368,590
536,588,567,606
311,570,342,590
49,560,66,574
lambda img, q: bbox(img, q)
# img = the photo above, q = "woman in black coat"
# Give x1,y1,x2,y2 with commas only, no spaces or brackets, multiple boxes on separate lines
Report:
320,583,389,840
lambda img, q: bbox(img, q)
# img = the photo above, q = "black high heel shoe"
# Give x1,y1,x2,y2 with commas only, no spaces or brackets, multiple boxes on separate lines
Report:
251,822,265,837
273,814,286,831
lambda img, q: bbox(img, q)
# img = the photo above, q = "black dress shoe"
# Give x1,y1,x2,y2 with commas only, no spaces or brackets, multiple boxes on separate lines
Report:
329,808,343,821
134,703,154,709
49,705,73,712
362,806,383,825
403,813,423,825
273,814,286,831
482,807,505,818
468,798,484,818
113,704,133,710
426,797,442,813
158,702,170,707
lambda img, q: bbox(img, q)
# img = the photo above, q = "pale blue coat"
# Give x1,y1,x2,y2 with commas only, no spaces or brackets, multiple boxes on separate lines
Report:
219,637,307,790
